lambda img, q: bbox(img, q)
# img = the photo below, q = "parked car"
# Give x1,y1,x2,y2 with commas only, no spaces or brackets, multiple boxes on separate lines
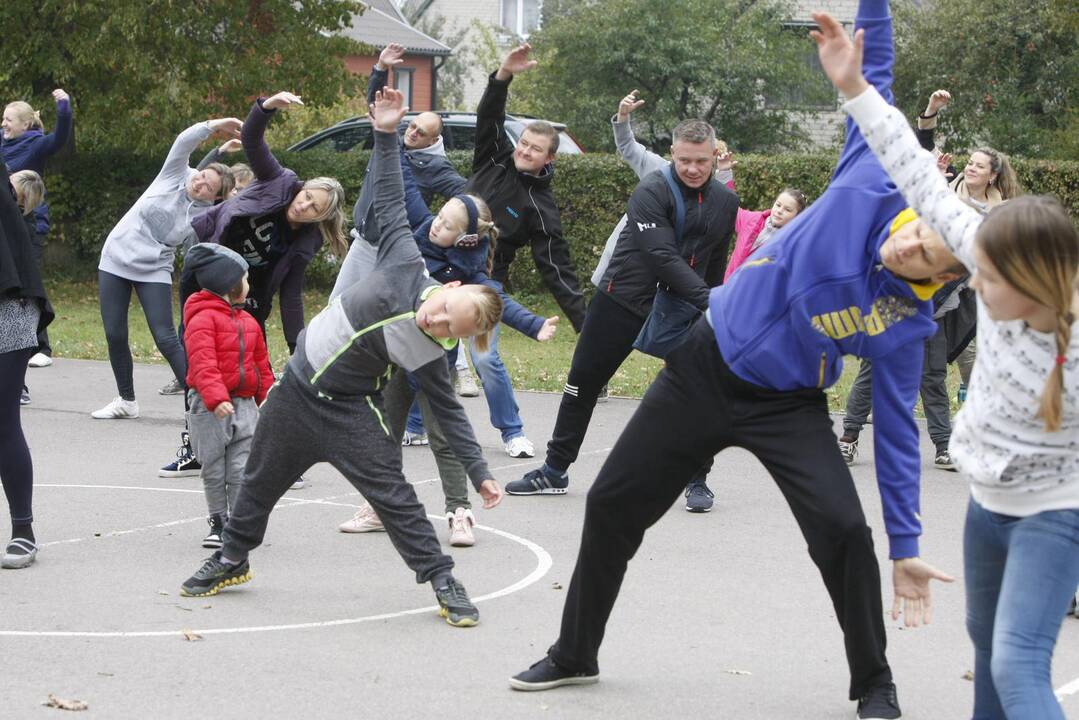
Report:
286,111,585,154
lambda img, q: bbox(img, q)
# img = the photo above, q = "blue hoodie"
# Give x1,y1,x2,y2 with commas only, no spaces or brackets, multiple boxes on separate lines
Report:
1,98,72,235
709,0,936,560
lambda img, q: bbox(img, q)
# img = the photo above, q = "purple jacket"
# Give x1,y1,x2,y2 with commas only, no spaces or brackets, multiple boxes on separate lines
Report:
190,100,321,346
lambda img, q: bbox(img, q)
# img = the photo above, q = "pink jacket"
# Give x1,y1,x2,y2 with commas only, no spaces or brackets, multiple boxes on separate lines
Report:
722,178,771,282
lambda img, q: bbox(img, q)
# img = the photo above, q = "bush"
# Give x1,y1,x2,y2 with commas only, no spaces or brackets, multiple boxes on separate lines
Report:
44,147,1079,294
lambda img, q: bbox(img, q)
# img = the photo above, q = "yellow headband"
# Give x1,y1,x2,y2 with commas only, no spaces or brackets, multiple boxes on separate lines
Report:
889,208,919,236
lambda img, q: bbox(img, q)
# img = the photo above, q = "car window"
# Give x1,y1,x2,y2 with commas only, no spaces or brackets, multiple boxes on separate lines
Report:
446,123,476,151
306,125,374,153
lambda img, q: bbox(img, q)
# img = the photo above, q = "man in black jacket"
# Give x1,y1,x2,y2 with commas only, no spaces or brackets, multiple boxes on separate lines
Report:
506,117,738,497
463,44,587,332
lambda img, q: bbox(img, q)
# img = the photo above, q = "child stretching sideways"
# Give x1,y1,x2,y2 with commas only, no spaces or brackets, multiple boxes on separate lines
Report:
182,243,274,549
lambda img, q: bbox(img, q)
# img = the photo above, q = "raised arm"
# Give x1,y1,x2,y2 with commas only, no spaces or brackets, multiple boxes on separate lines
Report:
367,43,403,106
473,44,536,172
157,122,216,184
815,13,982,268
243,91,304,182
369,88,424,269
612,90,665,179
197,139,242,171
37,89,72,158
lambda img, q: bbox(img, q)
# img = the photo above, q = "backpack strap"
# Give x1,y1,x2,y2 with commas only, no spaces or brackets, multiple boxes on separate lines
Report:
661,164,686,247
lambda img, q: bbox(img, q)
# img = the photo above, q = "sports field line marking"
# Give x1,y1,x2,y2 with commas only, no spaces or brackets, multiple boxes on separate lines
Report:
1056,675,1079,700
4,489,553,638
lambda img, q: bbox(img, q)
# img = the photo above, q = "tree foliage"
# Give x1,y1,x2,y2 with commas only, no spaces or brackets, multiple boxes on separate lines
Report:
507,0,827,153
0,0,369,152
892,0,1079,158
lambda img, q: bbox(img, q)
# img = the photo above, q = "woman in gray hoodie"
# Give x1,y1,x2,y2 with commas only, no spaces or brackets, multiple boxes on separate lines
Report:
91,118,240,420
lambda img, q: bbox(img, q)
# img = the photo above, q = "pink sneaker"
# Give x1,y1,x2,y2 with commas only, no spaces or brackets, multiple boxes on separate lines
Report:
338,502,385,533
447,508,476,547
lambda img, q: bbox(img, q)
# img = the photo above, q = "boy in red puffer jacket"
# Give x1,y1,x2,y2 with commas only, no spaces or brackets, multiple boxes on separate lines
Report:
183,244,274,549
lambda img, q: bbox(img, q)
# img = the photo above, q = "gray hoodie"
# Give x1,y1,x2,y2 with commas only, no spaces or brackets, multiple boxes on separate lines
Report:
98,122,214,284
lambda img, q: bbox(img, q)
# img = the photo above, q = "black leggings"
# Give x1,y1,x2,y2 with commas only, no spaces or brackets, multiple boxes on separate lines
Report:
98,270,186,400
0,347,36,525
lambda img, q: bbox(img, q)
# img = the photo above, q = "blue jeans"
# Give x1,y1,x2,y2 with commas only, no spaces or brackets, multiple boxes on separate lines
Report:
406,326,525,442
964,497,1079,719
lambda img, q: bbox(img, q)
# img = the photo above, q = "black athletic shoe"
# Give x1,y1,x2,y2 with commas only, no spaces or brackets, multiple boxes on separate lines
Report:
434,578,479,627
856,682,901,719
180,552,251,597
509,655,599,691
160,431,202,478
506,468,569,496
202,515,224,549
684,482,715,513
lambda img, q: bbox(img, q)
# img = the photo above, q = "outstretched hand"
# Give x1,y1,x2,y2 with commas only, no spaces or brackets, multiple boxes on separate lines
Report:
371,88,409,133
218,138,243,154
52,88,70,104
378,42,406,70
926,89,952,115
617,90,645,121
715,151,738,173
936,152,953,177
263,91,304,112
810,12,869,99
537,316,560,342
479,480,503,509
892,557,955,627
207,117,243,139
498,43,537,79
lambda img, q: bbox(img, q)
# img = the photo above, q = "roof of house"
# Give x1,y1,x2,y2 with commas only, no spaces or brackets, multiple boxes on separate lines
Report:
341,1,452,57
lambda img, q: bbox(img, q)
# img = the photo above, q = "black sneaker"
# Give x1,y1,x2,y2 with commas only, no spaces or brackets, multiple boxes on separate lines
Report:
934,447,957,472
856,682,901,719
509,655,599,691
839,436,859,466
20,386,30,406
160,432,202,478
596,384,609,403
180,552,251,597
434,578,479,627
202,515,224,549
506,468,569,496
685,482,715,513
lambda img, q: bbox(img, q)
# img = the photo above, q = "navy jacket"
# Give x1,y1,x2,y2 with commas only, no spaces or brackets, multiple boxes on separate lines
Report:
0,98,72,235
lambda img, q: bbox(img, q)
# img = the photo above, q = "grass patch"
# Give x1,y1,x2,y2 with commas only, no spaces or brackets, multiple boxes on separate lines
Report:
43,279,962,416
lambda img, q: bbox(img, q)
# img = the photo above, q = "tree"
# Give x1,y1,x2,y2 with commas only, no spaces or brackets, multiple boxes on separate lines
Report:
507,0,825,153
0,0,368,152
892,0,1079,158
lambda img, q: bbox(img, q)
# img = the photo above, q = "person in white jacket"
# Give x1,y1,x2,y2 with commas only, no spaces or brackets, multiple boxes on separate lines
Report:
92,117,241,420
813,11,1079,719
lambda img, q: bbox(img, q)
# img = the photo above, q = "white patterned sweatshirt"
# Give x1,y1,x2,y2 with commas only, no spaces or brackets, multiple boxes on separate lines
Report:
845,86,1079,517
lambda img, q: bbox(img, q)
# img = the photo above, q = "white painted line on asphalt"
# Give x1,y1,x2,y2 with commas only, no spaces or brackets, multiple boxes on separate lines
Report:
2,486,553,638
1056,675,1079,700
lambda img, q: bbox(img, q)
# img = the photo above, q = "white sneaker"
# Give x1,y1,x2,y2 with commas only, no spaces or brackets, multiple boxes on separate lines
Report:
28,353,52,368
504,435,535,458
338,502,385,533
455,368,481,397
401,431,429,446
91,397,139,419
447,508,476,547
290,476,306,490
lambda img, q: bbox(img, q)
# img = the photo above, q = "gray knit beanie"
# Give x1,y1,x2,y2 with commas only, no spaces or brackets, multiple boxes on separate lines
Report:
185,243,248,296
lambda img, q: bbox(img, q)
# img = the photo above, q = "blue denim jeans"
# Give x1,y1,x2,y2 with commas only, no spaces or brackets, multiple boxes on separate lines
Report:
964,497,1079,719
406,325,524,442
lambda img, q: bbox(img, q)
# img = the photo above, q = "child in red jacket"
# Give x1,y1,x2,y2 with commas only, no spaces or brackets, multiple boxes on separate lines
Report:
183,244,274,548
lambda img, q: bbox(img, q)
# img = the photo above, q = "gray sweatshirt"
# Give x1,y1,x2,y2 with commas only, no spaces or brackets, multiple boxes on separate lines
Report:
98,122,214,284
591,115,667,286
290,129,492,489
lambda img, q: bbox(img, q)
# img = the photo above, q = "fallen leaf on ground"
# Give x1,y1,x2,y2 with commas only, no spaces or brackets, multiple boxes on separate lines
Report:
961,671,974,681
551,582,563,590
43,694,88,711
182,630,202,642
724,669,752,676
157,590,169,596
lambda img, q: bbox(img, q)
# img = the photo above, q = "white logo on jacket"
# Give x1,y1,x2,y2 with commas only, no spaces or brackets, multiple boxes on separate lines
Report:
636,222,657,232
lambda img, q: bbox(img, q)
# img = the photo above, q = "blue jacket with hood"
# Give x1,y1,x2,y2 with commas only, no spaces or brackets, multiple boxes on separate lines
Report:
709,0,938,560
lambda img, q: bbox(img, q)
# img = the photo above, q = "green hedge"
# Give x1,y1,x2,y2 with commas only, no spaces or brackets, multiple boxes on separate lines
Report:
44,148,1079,294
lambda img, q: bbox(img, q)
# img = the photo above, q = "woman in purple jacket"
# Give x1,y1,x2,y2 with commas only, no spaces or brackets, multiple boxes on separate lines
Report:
1,89,72,373
162,91,348,479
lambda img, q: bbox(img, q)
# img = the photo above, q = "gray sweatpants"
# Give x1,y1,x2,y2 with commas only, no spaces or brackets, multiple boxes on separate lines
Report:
221,368,454,584
186,393,258,518
383,368,470,513
842,320,952,449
